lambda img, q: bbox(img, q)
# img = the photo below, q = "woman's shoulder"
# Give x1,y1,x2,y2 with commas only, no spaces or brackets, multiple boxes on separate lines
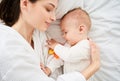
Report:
0,24,30,50
0,24,11,31
0,24,16,36
0,24,26,41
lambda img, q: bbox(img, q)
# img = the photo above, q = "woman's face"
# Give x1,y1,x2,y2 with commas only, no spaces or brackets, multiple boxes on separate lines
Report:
21,0,58,31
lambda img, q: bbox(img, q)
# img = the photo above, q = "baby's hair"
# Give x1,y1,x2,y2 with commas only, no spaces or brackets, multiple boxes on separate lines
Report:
61,7,82,20
61,7,91,31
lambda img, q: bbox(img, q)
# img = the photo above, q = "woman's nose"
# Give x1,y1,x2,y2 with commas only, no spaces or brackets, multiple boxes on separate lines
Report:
50,12,56,21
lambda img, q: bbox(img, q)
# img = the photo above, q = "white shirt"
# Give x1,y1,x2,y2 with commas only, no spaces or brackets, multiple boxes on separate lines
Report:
55,40,90,73
0,24,86,81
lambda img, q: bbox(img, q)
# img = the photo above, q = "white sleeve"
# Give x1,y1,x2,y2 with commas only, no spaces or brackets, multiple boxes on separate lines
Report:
54,42,90,62
57,72,86,81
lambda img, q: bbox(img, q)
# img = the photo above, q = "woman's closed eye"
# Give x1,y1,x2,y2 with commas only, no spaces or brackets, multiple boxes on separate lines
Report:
45,5,54,12
46,8,52,12
46,8,51,12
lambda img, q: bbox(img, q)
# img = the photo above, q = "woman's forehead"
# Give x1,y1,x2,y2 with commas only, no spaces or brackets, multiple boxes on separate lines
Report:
38,0,58,8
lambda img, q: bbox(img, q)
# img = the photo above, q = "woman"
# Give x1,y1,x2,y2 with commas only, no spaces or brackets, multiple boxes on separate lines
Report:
0,0,100,81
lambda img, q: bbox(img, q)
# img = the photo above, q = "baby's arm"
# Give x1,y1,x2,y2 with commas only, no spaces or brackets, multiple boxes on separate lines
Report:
53,41,90,63
47,39,83,62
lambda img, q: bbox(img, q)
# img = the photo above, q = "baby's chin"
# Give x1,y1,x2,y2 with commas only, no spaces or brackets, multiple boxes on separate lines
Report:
68,42,76,46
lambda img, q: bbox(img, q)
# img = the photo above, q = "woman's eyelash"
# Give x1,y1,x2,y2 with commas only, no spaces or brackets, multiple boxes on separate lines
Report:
65,32,67,34
46,6,53,12
63,32,67,34
46,8,51,12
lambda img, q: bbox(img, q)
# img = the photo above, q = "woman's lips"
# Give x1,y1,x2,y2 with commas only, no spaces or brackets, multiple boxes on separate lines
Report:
45,22,51,27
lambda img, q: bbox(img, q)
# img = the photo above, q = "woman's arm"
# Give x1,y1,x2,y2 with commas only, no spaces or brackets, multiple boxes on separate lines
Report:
81,40,100,80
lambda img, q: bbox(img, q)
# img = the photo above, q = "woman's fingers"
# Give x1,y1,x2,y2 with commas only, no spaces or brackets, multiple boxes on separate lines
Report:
89,40,100,68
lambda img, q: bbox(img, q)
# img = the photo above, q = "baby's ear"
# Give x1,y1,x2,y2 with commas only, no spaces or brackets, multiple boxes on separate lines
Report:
79,24,86,33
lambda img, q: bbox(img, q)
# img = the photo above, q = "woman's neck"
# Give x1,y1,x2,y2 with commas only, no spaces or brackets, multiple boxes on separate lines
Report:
12,21,34,45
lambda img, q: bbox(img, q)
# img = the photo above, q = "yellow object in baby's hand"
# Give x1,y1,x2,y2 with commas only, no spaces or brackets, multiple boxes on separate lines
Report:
48,48,59,59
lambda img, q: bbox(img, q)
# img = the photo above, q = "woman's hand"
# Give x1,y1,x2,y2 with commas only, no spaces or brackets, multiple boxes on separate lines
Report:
89,40,100,68
81,40,100,80
40,63,51,76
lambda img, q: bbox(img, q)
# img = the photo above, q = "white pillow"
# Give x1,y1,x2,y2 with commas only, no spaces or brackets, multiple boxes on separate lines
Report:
47,0,120,81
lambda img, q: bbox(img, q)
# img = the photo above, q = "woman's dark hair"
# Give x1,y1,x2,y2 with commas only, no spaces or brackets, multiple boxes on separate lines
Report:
0,0,37,27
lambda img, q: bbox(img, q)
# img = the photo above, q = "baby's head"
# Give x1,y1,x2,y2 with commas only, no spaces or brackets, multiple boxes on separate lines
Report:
60,8,91,46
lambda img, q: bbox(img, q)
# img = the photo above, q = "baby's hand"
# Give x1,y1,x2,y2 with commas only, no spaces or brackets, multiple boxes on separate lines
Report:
40,63,51,76
46,39,58,49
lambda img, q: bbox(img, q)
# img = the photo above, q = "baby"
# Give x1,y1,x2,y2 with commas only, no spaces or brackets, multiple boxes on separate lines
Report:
41,7,92,76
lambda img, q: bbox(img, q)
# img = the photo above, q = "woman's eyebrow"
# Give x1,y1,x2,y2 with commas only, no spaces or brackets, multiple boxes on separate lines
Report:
48,3,55,8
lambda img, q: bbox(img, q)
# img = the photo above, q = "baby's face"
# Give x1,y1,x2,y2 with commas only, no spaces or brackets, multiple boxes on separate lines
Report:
60,19,82,46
